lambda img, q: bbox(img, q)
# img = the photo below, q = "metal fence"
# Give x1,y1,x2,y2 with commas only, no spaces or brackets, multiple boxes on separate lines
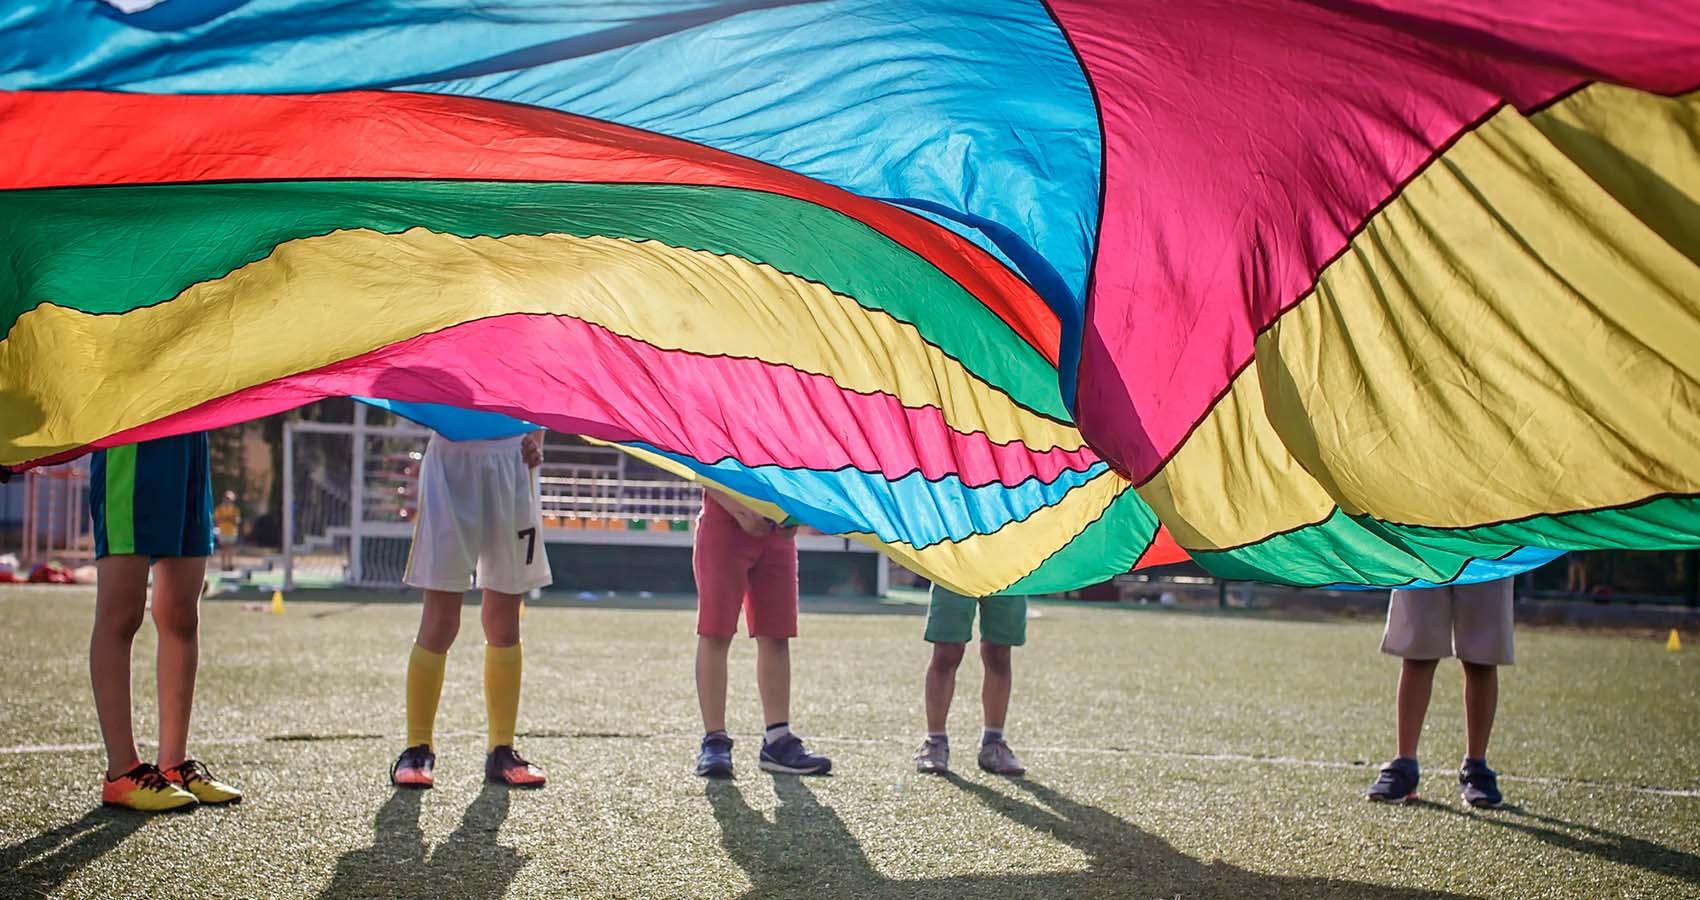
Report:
280,408,880,591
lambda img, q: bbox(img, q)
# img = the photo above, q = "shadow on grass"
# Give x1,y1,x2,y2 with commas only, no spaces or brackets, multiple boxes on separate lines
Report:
318,785,525,900
706,774,1477,899
1412,799,1700,887
0,807,148,896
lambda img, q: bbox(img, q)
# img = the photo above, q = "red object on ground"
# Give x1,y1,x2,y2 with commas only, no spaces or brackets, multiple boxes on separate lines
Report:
28,562,77,584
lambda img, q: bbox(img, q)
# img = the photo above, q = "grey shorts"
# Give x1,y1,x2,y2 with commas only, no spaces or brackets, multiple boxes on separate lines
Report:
1380,577,1515,666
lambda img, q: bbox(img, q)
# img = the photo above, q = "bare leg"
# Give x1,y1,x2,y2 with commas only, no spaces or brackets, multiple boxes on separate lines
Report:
480,589,522,647
924,643,966,733
1395,658,1440,759
90,555,150,778
696,635,733,733
152,556,207,769
416,589,464,654
1462,662,1499,760
754,637,790,728
979,643,1013,732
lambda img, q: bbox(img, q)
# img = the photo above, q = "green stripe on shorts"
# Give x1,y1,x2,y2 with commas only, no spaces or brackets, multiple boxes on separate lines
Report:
104,444,138,556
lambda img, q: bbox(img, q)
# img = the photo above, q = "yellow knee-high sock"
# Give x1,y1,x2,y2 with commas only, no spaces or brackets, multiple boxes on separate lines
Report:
485,642,523,751
405,644,448,750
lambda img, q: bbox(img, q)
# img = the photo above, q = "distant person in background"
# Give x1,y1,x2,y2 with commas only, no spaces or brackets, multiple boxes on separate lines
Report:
913,583,1028,776
213,490,242,571
692,490,831,778
1564,552,1589,596
88,432,243,811
391,430,551,789
1366,577,1513,809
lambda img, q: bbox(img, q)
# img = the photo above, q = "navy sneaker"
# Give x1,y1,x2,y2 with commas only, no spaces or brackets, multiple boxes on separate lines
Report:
696,732,734,778
1366,757,1419,803
1459,758,1504,809
758,733,832,775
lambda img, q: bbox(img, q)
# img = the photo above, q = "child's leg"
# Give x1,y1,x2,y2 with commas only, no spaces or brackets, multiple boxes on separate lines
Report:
979,642,1013,733
406,590,462,750
1452,577,1513,762
481,588,521,647
151,555,207,769
696,636,734,733
923,586,981,735
746,531,800,735
924,642,966,733
481,589,523,750
1380,587,1454,760
692,502,759,735
90,555,150,778
416,590,463,653
1395,658,1439,759
1461,662,1498,760
754,636,791,729
975,596,1026,739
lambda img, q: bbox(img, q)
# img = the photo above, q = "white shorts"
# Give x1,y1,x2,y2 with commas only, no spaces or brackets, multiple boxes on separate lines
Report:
1380,577,1515,666
404,434,552,595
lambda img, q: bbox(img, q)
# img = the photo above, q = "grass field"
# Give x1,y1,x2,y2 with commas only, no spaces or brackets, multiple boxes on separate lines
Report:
1,586,1696,899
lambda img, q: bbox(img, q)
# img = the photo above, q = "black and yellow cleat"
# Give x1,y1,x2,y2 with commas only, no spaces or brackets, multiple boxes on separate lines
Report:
103,763,198,812
164,759,243,805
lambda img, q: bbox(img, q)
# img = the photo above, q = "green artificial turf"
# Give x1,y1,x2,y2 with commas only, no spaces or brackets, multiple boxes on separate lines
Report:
0,587,1695,899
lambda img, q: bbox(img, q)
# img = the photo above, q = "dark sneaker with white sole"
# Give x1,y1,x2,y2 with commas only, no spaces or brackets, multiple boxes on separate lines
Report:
486,745,546,788
1459,758,1504,809
759,733,832,775
1366,757,1419,803
390,744,436,790
696,732,735,778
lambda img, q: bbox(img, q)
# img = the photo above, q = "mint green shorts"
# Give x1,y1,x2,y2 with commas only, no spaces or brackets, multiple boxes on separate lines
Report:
925,584,1028,647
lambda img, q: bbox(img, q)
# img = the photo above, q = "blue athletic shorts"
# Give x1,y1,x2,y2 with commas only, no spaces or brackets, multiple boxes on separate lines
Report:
90,433,214,560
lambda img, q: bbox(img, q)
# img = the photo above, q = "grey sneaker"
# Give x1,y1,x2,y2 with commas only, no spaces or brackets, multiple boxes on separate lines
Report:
977,739,1026,776
914,738,950,774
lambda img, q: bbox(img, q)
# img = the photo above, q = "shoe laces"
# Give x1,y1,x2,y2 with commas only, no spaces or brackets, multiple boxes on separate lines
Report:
496,746,533,769
170,759,212,785
123,763,174,792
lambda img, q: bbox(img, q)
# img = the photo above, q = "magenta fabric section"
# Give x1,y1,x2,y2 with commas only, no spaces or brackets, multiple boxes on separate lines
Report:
80,313,1100,488
1048,0,1700,481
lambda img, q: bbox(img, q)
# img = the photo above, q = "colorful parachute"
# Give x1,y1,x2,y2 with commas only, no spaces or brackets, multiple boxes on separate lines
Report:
2,1,1698,595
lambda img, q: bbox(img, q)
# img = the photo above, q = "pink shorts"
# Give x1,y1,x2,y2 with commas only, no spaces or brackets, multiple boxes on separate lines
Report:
692,495,799,639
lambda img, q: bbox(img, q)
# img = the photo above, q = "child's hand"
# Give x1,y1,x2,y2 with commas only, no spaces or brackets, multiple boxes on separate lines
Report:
520,434,544,469
724,501,773,537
